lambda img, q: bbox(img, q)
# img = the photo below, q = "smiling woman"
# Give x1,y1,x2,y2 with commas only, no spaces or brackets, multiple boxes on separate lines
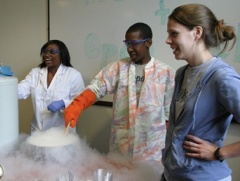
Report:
18,40,85,133
162,4,240,181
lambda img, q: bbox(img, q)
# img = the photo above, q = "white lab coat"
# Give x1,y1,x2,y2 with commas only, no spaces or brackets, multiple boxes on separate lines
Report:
18,64,85,132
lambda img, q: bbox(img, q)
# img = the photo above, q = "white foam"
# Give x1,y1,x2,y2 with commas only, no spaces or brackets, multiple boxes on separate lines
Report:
0,127,163,180
26,127,79,147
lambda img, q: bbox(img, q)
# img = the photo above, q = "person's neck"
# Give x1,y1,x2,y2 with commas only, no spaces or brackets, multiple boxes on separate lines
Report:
48,66,59,75
188,50,213,67
135,55,151,65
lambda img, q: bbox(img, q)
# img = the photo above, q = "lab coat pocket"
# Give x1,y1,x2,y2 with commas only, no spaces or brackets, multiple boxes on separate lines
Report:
147,131,158,150
147,129,164,152
30,87,44,102
118,79,128,89
113,128,129,153
30,86,50,115
142,82,164,106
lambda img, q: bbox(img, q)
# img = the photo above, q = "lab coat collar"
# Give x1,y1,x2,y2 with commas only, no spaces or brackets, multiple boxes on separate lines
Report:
130,56,154,68
39,64,65,90
145,57,154,68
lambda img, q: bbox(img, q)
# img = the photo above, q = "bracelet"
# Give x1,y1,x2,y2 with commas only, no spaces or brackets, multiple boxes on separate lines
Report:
214,147,224,162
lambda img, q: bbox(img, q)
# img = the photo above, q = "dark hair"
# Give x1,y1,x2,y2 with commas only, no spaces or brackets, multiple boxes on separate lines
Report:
39,40,72,68
126,22,153,39
169,4,236,54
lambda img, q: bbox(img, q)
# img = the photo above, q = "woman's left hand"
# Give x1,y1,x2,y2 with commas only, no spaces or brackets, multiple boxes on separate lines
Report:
183,135,217,161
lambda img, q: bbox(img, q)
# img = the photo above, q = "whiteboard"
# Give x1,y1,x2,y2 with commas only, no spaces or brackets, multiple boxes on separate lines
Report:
49,0,240,86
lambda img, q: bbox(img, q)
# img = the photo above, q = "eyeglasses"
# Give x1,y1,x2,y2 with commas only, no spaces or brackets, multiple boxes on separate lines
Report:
123,38,150,48
42,49,60,55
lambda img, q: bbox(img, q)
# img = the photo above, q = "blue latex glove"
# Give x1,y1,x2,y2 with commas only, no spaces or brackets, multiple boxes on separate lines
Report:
47,100,65,112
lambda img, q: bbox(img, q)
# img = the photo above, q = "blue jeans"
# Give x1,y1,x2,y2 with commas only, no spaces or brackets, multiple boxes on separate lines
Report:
160,174,231,181
218,175,232,181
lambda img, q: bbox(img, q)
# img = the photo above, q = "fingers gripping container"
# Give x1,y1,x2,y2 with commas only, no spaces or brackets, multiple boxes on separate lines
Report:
0,65,19,147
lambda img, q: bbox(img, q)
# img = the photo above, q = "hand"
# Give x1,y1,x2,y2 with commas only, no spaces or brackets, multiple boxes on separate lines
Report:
64,98,84,128
47,100,65,112
64,109,81,128
183,135,217,161
64,89,96,128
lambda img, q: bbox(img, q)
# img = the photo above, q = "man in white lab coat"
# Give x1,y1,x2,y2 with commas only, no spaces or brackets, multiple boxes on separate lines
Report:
64,23,175,163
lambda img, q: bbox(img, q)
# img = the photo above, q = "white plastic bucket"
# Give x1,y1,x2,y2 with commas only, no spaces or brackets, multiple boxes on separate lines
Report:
21,127,80,164
0,76,19,147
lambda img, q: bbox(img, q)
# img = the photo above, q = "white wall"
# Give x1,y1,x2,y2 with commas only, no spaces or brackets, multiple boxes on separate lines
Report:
49,0,240,87
0,1,239,180
0,0,48,133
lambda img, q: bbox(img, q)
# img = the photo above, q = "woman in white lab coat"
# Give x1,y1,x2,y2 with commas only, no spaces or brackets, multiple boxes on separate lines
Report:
18,40,85,132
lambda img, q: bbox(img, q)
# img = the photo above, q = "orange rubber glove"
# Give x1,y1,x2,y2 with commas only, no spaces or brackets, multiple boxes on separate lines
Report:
64,89,96,128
